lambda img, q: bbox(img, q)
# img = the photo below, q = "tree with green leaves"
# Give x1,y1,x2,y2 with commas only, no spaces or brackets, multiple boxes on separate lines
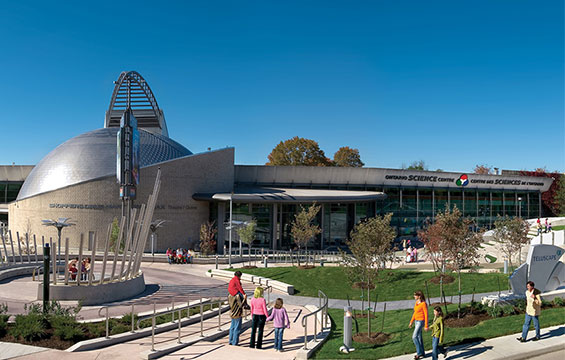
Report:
403,160,428,171
199,221,217,255
291,203,321,266
266,137,332,166
435,206,482,318
236,220,257,266
492,216,530,269
333,146,364,167
341,213,396,336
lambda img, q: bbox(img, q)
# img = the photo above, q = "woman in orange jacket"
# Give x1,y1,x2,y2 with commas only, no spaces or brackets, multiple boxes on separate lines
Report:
409,290,428,359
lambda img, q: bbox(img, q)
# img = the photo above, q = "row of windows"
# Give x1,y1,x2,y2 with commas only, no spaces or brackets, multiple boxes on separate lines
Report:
0,182,23,203
214,188,541,250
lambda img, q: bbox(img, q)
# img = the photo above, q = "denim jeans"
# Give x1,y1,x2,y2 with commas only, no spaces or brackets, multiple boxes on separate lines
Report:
250,314,266,348
412,320,424,356
432,336,446,360
522,313,540,340
274,327,285,350
229,317,242,345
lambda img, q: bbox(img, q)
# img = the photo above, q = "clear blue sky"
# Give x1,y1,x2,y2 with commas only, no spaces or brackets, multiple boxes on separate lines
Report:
1,1,563,172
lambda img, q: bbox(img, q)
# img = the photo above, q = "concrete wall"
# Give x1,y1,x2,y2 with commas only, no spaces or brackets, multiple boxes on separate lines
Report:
8,149,234,252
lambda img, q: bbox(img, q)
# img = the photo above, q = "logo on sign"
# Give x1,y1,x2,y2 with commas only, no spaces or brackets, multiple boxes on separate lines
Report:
456,174,469,187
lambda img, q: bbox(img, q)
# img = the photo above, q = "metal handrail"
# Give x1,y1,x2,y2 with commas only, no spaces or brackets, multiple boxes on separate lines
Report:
135,297,214,330
98,306,110,339
301,290,329,350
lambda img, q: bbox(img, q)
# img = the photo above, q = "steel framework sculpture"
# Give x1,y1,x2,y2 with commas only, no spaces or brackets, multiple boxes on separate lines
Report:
105,71,169,136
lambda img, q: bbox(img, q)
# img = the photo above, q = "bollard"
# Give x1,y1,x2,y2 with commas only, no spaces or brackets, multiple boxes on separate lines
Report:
504,260,508,274
215,255,218,270
218,301,222,330
264,257,268,268
177,309,182,343
343,306,353,350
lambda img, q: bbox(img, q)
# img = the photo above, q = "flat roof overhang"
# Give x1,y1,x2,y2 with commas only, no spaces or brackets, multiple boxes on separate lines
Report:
193,187,387,203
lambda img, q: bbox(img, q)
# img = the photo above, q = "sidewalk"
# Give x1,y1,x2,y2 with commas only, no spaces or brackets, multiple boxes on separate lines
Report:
382,324,564,360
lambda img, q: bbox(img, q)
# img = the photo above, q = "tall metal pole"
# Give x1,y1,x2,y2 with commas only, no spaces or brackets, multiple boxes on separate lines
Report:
43,243,50,312
229,194,233,267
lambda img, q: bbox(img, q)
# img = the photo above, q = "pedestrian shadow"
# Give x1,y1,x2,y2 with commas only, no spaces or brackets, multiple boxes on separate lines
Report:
444,343,493,359
540,325,565,339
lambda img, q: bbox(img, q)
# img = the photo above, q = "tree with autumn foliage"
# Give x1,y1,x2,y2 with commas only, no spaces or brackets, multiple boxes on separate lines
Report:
473,164,493,174
333,146,364,167
555,175,565,216
291,203,321,266
341,213,395,336
432,206,482,318
266,137,332,166
199,221,217,255
418,220,449,295
520,169,563,216
492,216,530,269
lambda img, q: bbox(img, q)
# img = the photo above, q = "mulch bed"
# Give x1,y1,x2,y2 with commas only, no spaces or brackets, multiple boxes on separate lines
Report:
445,312,491,327
352,281,376,290
429,274,455,284
240,265,258,269
0,329,78,350
352,332,390,344
297,265,316,269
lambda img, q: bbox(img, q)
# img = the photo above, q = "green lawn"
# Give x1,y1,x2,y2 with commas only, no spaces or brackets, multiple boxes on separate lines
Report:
312,304,565,359
231,267,510,301
552,225,565,231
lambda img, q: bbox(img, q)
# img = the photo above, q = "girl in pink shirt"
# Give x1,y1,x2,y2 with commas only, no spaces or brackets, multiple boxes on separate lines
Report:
249,287,268,349
266,298,290,352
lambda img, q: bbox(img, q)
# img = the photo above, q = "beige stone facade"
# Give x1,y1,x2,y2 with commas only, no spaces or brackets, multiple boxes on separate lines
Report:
8,148,233,252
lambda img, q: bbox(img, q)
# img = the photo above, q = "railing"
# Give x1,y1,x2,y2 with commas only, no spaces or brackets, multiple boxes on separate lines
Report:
301,290,329,350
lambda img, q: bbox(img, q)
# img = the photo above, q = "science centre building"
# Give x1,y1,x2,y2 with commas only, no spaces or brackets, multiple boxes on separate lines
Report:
8,72,554,253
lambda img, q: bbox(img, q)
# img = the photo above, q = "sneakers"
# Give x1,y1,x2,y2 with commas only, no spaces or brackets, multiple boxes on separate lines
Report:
516,337,526,343
442,348,448,358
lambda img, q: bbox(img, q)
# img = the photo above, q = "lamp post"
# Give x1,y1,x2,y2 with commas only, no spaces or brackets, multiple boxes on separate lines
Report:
42,218,75,273
228,192,233,268
340,306,355,353
518,197,522,218
149,220,167,261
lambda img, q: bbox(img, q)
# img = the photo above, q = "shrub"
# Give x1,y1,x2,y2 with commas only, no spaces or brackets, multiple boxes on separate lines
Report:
110,323,130,335
541,299,552,308
120,312,137,327
513,298,526,313
10,314,46,341
501,304,516,316
0,303,8,314
553,297,564,306
487,305,503,318
0,316,7,338
54,324,85,342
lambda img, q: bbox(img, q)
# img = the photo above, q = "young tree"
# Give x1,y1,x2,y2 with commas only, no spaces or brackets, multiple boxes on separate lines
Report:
291,203,321,266
236,220,257,266
333,146,364,167
341,213,396,335
199,221,217,255
492,216,530,269
418,221,448,297
266,137,332,166
473,164,493,174
436,206,483,318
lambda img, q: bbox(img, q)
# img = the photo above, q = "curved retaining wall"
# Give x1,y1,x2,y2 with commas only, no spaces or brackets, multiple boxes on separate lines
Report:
37,273,146,305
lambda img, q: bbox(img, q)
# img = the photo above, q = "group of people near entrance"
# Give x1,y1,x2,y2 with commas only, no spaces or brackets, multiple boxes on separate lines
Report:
536,218,553,235
409,280,542,360
166,248,194,264
67,257,91,281
227,271,290,352
403,239,419,263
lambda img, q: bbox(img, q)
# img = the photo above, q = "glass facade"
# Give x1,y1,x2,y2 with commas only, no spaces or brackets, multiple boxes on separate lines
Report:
0,182,23,203
213,188,542,251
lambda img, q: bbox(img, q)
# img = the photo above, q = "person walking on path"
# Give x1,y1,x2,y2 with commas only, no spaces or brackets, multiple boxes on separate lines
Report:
249,286,268,349
228,292,244,346
517,281,542,342
229,271,250,309
266,298,290,352
430,306,447,360
409,290,429,360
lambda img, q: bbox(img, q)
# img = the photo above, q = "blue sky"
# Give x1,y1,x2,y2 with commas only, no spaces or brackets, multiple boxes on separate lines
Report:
0,1,563,172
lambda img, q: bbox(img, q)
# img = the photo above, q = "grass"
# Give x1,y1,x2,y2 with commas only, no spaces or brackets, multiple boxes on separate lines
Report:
230,267,510,301
312,303,565,359
552,225,565,231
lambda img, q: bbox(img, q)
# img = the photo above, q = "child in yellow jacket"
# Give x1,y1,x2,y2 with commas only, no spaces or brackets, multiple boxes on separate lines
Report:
430,306,447,360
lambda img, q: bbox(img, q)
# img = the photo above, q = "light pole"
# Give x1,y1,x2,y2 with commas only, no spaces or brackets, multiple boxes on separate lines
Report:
42,218,75,272
149,219,167,261
518,197,522,218
228,192,233,268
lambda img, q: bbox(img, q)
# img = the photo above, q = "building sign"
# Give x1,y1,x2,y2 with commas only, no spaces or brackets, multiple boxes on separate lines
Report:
49,203,198,211
382,171,550,190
